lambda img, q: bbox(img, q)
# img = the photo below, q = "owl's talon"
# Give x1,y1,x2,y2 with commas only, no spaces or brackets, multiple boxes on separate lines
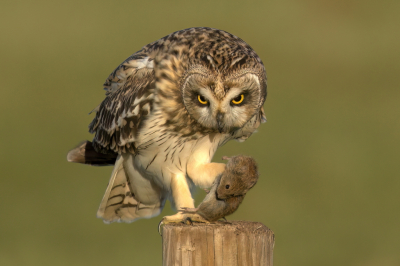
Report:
158,212,209,235
136,201,141,212
184,217,193,225
158,220,164,236
217,217,231,224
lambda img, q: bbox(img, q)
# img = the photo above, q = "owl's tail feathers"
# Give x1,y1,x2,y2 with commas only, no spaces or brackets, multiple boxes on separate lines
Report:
67,140,117,166
97,155,165,223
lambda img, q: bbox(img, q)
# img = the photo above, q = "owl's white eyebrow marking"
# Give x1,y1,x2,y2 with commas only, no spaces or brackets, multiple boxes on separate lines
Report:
225,73,260,90
249,74,260,87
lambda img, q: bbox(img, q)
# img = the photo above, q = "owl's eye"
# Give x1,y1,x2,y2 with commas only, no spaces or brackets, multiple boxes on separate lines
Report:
231,94,244,105
197,95,208,105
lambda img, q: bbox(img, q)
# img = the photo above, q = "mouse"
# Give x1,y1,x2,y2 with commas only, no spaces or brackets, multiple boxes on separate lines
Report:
181,155,259,222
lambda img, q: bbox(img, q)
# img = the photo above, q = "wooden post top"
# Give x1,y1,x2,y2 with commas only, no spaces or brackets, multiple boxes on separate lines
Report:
162,221,274,266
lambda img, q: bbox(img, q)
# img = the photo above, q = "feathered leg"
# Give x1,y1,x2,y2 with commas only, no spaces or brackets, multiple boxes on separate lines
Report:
97,155,166,223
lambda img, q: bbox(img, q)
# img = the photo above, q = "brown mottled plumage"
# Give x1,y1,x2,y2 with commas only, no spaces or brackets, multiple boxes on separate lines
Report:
181,155,259,222
67,27,267,224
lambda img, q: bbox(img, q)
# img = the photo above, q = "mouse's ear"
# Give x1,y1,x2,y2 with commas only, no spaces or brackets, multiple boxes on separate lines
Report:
239,165,248,173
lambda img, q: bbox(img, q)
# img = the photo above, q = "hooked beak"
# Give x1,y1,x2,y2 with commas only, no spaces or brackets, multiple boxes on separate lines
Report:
216,112,224,133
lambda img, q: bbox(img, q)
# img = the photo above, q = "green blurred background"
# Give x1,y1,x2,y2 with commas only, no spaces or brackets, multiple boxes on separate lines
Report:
1,0,399,265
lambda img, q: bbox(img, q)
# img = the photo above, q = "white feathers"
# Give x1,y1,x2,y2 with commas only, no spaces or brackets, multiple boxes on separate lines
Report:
131,104,140,116
125,57,154,69
249,73,260,87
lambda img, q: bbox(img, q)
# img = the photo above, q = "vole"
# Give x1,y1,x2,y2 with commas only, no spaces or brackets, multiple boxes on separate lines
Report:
181,155,259,222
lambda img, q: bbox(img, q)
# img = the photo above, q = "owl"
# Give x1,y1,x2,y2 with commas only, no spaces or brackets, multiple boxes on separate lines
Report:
67,27,267,224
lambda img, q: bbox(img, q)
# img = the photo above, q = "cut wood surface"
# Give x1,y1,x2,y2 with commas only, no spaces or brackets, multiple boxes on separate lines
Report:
162,221,274,266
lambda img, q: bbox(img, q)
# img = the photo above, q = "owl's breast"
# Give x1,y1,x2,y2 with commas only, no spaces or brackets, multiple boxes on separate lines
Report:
132,115,231,190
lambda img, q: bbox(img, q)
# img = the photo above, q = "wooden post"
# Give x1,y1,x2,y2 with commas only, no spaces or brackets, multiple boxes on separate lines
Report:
162,221,274,266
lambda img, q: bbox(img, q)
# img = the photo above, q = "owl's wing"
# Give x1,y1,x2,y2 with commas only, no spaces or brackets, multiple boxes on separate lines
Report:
89,54,155,154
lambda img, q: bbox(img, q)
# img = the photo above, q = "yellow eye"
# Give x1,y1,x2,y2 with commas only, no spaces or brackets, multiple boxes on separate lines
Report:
198,95,208,105
232,94,244,105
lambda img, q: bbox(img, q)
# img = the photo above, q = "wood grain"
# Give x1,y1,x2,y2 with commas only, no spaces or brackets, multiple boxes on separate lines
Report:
162,221,274,266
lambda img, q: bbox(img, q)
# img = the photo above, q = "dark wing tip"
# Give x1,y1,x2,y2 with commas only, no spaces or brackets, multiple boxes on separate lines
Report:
67,140,88,164
67,140,117,166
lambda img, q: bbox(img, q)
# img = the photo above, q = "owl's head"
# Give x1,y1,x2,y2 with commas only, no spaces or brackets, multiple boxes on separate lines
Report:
153,27,267,135
181,66,265,133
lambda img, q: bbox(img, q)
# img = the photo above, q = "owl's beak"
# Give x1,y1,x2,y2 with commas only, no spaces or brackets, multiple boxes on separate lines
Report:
216,112,224,133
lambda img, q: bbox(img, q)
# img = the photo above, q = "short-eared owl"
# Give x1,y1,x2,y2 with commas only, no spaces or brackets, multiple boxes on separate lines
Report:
68,27,267,224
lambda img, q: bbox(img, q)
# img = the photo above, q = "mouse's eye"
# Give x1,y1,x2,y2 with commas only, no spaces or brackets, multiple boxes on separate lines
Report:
225,185,230,189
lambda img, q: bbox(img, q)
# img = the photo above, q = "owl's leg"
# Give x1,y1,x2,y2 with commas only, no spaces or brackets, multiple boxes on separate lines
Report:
160,173,195,221
169,173,195,209
159,173,209,230
114,154,167,220
185,134,227,189
187,161,226,189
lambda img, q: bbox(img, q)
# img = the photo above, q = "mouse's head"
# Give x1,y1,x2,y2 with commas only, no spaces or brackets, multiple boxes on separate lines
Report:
217,155,259,199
